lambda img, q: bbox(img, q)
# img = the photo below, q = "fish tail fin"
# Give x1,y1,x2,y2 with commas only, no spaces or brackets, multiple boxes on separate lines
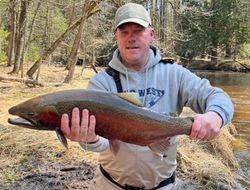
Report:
56,127,68,149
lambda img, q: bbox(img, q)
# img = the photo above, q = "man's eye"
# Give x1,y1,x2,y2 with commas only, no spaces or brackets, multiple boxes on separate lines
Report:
120,31,129,36
135,28,145,33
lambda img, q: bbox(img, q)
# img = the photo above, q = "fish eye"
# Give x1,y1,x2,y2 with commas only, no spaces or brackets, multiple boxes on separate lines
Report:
28,112,36,117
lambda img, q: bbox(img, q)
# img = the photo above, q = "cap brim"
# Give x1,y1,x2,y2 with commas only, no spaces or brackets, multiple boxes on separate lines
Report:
116,18,149,29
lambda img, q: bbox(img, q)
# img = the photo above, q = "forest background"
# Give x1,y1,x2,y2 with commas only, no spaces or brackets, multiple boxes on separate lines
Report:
0,0,249,84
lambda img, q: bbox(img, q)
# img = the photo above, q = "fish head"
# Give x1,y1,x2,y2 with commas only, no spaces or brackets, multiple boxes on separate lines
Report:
8,98,60,131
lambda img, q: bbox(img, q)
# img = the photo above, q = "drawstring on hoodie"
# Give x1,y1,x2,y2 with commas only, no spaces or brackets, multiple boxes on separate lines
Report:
125,68,130,93
143,66,149,106
124,66,149,107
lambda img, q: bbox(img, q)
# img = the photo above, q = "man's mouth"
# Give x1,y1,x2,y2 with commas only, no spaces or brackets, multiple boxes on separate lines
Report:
126,46,139,50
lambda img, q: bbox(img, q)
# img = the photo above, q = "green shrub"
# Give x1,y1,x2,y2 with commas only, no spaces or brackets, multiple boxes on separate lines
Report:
239,43,250,58
0,27,8,63
26,43,40,62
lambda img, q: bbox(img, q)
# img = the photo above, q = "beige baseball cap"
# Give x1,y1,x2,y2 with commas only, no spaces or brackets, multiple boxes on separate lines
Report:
115,3,152,29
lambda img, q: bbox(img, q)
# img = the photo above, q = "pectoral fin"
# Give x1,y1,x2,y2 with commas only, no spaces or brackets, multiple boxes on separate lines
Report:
148,138,171,158
56,127,68,149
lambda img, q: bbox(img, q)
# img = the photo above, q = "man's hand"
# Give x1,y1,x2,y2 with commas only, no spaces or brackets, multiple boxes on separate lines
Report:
190,111,223,141
60,107,99,143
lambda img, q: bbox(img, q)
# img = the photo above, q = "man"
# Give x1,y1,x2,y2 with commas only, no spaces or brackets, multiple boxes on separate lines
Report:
61,3,234,190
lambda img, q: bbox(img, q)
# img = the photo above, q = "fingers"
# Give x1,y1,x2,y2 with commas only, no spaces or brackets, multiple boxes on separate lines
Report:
71,107,81,137
61,113,70,136
81,112,98,143
190,115,202,139
88,115,96,135
88,115,97,142
190,112,221,141
60,108,97,143
80,109,90,142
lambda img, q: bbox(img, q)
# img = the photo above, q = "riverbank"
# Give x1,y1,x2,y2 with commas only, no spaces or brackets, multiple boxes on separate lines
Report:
0,65,248,189
182,59,250,72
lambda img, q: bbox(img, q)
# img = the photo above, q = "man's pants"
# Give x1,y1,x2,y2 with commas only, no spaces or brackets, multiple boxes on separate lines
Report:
89,166,177,190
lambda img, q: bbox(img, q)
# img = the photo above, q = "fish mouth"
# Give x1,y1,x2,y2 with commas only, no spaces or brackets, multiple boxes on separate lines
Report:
8,117,56,131
8,117,37,129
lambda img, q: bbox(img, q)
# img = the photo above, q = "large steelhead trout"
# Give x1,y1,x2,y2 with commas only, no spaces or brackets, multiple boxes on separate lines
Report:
8,90,193,151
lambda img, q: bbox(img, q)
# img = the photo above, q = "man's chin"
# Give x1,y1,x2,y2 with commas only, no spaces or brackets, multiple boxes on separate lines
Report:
125,53,141,60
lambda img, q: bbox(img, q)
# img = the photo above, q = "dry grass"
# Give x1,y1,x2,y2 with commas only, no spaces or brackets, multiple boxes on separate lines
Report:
177,125,239,189
178,108,245,189
0,64,243,189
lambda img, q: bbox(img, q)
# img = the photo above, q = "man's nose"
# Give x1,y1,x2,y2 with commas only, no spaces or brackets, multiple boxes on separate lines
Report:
128,33,136,43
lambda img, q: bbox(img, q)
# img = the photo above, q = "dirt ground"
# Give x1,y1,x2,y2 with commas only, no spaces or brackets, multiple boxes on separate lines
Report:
0,64,248,189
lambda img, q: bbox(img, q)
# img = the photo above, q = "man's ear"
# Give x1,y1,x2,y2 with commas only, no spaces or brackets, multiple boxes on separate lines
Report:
150,28,155,42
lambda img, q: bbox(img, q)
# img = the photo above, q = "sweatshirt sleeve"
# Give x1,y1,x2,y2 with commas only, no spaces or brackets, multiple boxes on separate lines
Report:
79,136,109,152
178,67,234,126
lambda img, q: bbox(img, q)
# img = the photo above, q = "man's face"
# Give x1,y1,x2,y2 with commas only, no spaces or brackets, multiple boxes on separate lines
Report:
115,22,154,70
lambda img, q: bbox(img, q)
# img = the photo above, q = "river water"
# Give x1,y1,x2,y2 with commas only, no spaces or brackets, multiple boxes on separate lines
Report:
194,70,250,187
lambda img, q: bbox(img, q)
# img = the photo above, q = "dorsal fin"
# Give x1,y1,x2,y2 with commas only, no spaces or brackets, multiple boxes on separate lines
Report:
117,92,143,107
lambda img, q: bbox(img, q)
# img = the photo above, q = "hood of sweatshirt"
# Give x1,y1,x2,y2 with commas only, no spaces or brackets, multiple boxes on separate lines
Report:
108,45,162,106
108,45,162,74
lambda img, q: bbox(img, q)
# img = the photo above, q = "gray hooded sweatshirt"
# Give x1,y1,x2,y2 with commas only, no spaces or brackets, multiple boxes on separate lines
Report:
80,45,234,189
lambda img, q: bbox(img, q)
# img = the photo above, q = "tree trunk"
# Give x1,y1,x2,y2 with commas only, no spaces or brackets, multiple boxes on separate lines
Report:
172,0,181,54
26,1,101,79
91,42,98,73
211,47,218,64
11,0,28,74
64,0,90,83
7,0,17,67
225,45,232,58
65,0,76,63
20,24,26,78
160,0,165,42
210,0,218,64
45,0,51,66
25,1,41,50
26,17,82,78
